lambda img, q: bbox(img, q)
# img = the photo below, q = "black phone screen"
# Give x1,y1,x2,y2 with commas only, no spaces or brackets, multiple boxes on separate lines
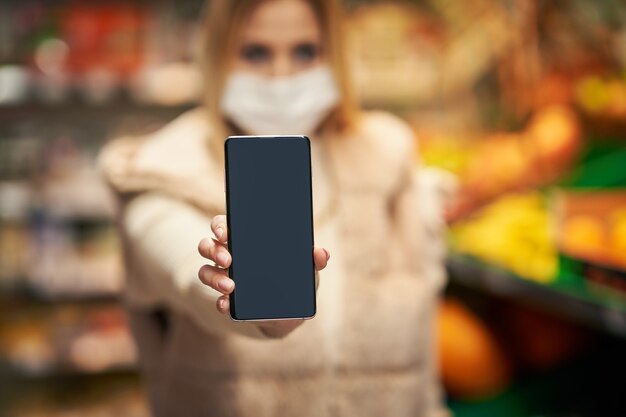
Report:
224,136,316,321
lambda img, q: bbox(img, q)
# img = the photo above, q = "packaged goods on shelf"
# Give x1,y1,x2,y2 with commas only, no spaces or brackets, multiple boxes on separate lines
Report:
0,182,32,285
0,1,203,107
130,62,202,106
40,163,115,220
26,223,123,299
9,389,150,417
0,131,121,298
0,65,29,105
0,220,30,287
0,305,137,376
0,137,45,180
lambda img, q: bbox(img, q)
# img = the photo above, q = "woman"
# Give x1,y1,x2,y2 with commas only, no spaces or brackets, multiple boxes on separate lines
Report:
99,0,450,416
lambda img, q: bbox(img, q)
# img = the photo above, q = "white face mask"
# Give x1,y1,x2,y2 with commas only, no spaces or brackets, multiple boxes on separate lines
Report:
220,65,340,136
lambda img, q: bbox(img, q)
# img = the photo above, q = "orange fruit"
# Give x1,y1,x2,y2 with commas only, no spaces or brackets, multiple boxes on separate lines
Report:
527,105,580,168
561,215,606,257
437,299,512,399
609,210,626,266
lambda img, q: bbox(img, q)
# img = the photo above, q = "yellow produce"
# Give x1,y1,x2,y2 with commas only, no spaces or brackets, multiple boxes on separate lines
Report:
575,76,610,114
420,136,471,175
451,192,558,282
575,75,626,118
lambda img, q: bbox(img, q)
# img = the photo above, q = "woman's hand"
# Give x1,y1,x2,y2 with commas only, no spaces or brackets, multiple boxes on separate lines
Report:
198,214,330,338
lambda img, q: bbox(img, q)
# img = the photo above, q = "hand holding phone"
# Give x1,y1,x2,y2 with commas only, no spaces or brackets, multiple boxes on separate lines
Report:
198,216,329,337
198,135,330,336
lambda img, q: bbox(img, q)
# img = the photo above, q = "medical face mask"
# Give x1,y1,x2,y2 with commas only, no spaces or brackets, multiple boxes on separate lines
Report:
220,65,340,136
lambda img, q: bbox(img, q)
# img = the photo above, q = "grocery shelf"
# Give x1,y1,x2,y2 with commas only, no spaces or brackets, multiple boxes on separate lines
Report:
0,360,137,381
0,284,120,306
446,255,626,338
0,102,194,121
0,213,114,227
0,367,149,417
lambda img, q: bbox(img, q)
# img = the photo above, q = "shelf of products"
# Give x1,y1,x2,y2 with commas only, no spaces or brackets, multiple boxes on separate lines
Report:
0,3,205,414
447,256,626,338
0,303,137,378
0,370,149,417
446,154,626,338
0,102,194,122
0,1,204,107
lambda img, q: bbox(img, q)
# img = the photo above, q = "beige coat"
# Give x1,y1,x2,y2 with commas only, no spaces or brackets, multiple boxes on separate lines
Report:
98,107,451,417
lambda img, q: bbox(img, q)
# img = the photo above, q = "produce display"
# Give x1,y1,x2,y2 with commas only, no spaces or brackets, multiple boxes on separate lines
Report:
450,192,558,283
420,105,582,221
438,296,591,404
554,191,626,271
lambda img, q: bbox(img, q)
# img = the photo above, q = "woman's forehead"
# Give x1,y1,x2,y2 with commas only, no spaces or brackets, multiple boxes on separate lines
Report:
240,0,322,44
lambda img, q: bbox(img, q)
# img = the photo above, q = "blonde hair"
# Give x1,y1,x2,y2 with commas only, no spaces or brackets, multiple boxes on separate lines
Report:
198,0,358,162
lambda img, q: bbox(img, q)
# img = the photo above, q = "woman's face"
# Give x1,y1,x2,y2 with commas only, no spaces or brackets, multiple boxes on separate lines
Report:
232,0,324,77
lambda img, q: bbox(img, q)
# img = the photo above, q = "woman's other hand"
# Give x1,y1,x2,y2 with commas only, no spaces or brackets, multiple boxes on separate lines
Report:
198,214,330,338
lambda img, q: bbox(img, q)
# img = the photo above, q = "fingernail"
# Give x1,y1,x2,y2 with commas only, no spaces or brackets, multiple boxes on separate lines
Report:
218,279,234,292
216,227,224,239
217,251,230,266
323,248,330,261
218,299,226,310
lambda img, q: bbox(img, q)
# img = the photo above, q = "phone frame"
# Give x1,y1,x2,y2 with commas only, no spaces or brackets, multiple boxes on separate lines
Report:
224,135,317,322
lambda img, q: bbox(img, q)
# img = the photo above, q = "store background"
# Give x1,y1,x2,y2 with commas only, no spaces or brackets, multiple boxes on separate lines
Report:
0,0,625,416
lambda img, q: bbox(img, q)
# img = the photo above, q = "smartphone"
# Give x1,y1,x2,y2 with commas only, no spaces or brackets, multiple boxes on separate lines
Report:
224,135,316,321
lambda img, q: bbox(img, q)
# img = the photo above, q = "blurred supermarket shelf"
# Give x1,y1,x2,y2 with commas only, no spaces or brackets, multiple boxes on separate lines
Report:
0,360,136,381
0,282,119,306
0,303,137,379
447,255,626,338
0,369,149,417
0,102,195,121
0,205,123,301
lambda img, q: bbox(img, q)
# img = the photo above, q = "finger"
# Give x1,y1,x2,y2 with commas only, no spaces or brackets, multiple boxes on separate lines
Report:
313,246,330,271
198,264,235,295
211,215,228,243
198,237,231,268
216,295,230,314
